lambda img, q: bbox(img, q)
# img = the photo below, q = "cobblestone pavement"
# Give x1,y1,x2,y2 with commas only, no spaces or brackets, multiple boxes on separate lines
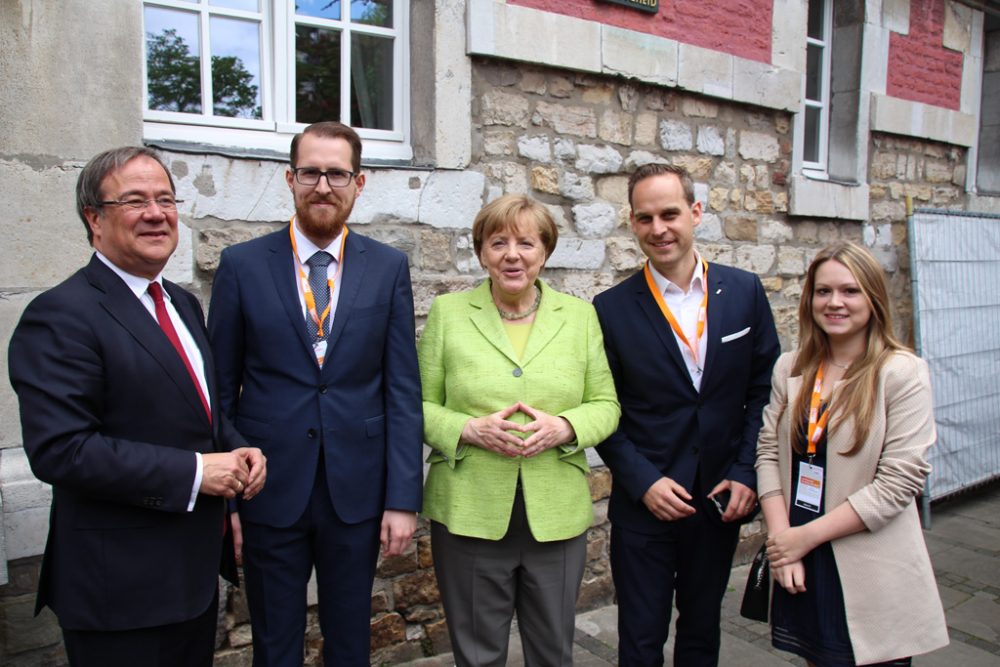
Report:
398,483,1000,666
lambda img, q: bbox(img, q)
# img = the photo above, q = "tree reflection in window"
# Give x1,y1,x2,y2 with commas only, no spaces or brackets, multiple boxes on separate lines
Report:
145,28,261,119
294,0,392,128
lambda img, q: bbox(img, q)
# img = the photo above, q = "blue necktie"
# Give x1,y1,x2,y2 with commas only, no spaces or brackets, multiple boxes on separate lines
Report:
306,251,333,341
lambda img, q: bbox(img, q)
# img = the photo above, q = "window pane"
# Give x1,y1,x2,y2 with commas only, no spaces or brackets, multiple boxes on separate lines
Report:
806,43,822,102
145,7,202,114
803,106,821,164
296,26,342,124
807,0,825,40
351,34,393,130
210,17,262,118
210,0,258,9
352,0,391,27
297,0,341,20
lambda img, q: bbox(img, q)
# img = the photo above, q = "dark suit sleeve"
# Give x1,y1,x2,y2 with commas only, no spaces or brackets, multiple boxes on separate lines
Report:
380,253,423,512
206,251,251,515
726,275,780,489
9,295,196,512
207,248,246,422
594,294,667,503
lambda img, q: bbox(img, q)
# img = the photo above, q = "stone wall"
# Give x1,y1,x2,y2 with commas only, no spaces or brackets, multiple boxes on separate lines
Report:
466,57,807,344
867,132,968,343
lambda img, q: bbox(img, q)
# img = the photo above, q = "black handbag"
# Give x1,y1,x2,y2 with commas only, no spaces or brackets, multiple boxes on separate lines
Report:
739,543,770,622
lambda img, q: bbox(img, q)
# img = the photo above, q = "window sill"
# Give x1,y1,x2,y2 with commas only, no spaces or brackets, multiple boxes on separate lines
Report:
144,121,414,164
788,174,869,220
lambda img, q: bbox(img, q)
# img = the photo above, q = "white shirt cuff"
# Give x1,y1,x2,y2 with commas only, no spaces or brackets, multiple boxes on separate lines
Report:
188,452,203,512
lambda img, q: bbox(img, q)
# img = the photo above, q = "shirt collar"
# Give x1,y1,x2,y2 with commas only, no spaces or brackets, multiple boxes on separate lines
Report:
292,216,344,265
94,251,166,300
648,250,706,296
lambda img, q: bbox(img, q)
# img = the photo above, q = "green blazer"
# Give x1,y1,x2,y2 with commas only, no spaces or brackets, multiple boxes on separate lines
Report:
419,280,620,542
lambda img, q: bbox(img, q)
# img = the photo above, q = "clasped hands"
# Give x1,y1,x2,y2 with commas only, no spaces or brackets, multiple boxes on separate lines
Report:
461,402,575,458
200,447,267,499
766,525,816,594
641,478,757,523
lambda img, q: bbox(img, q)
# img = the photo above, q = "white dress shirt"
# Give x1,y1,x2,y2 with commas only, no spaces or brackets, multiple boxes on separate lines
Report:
292,218,345,363
648,251,709,392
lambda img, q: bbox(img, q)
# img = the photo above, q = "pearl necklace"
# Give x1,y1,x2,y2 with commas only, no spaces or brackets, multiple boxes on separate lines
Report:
496,286,541,320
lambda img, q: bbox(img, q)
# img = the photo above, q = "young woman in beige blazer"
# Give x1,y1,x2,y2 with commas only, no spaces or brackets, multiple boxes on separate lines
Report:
755,242,948,666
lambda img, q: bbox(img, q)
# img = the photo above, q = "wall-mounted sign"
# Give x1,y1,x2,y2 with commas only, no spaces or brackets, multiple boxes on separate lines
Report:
597,0,658,13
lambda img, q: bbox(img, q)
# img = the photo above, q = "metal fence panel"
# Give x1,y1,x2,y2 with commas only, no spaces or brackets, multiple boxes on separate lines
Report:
909,209,1000,500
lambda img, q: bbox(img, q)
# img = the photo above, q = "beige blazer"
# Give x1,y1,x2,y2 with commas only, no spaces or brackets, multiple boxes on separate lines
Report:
756,351,949,664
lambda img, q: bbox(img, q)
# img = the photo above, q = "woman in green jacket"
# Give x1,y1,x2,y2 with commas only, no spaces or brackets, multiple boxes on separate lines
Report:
419,194,620,666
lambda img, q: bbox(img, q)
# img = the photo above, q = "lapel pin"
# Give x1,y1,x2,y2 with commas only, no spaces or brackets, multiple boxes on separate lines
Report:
716,288,722,295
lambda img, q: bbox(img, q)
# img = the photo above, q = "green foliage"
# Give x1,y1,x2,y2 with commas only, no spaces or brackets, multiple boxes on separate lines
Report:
146,28,260,119
294,26,341,124
146,28,202,113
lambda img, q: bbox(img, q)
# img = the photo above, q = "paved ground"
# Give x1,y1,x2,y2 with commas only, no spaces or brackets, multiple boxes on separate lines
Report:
400,483,1000,666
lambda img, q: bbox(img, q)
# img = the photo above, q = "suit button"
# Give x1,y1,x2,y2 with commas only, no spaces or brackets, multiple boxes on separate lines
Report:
319,384,327,394
512,368,523,377
307,428,317,439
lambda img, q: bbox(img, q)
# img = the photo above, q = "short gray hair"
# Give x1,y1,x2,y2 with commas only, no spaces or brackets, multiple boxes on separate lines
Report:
76,147,175,245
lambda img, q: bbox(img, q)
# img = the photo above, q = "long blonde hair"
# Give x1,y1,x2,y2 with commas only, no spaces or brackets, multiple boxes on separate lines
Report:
791,242,908,455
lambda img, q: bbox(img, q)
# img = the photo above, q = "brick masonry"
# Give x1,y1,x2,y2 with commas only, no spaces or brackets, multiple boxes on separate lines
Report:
508,0,774,63
0,58,974,667
887,0,965,110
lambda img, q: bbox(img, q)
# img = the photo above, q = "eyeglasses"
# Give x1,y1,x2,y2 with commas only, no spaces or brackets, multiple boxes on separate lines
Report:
292,167,357,188
98,197,183,211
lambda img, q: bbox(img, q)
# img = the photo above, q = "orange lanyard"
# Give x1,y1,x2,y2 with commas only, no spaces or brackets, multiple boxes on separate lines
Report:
289,218,348,339
643,259,709,366
807,362,832,456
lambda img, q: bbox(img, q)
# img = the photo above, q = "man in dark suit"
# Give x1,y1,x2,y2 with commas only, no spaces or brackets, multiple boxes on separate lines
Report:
208,121,423,666
594,164,780,666
8,146,267,666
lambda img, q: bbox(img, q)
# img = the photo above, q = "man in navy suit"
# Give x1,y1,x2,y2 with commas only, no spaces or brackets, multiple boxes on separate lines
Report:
8,146,266,666
594,164,779,666
208,121,423,666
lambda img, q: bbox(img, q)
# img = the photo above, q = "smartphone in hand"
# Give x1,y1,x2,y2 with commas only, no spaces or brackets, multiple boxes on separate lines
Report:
710,490,731,515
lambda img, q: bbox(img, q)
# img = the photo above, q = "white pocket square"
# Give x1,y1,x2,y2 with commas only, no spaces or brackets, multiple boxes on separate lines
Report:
720,327,751,343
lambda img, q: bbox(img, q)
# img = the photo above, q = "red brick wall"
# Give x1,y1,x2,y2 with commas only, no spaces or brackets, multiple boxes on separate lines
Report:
886,0,963,110
507,0,773,63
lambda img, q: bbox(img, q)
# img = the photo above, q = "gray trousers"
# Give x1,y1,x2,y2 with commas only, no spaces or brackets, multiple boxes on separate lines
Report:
431,490,587,667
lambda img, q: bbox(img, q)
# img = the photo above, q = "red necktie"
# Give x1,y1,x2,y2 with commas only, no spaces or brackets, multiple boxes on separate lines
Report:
148,282,212,422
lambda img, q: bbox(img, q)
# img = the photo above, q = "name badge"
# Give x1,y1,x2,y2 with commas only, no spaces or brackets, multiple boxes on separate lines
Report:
794,461,824,513
314,339,328,365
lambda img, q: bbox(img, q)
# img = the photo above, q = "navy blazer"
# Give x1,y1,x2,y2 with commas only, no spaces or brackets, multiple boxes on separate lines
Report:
8,256,241,631
594,263,780,534
208,226,423,528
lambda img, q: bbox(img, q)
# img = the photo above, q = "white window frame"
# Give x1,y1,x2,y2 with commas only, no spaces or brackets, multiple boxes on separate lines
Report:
796,0,833,179
142,0,411,162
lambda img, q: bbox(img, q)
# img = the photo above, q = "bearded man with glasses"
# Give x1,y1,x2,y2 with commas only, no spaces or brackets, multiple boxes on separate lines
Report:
208,121,423,666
